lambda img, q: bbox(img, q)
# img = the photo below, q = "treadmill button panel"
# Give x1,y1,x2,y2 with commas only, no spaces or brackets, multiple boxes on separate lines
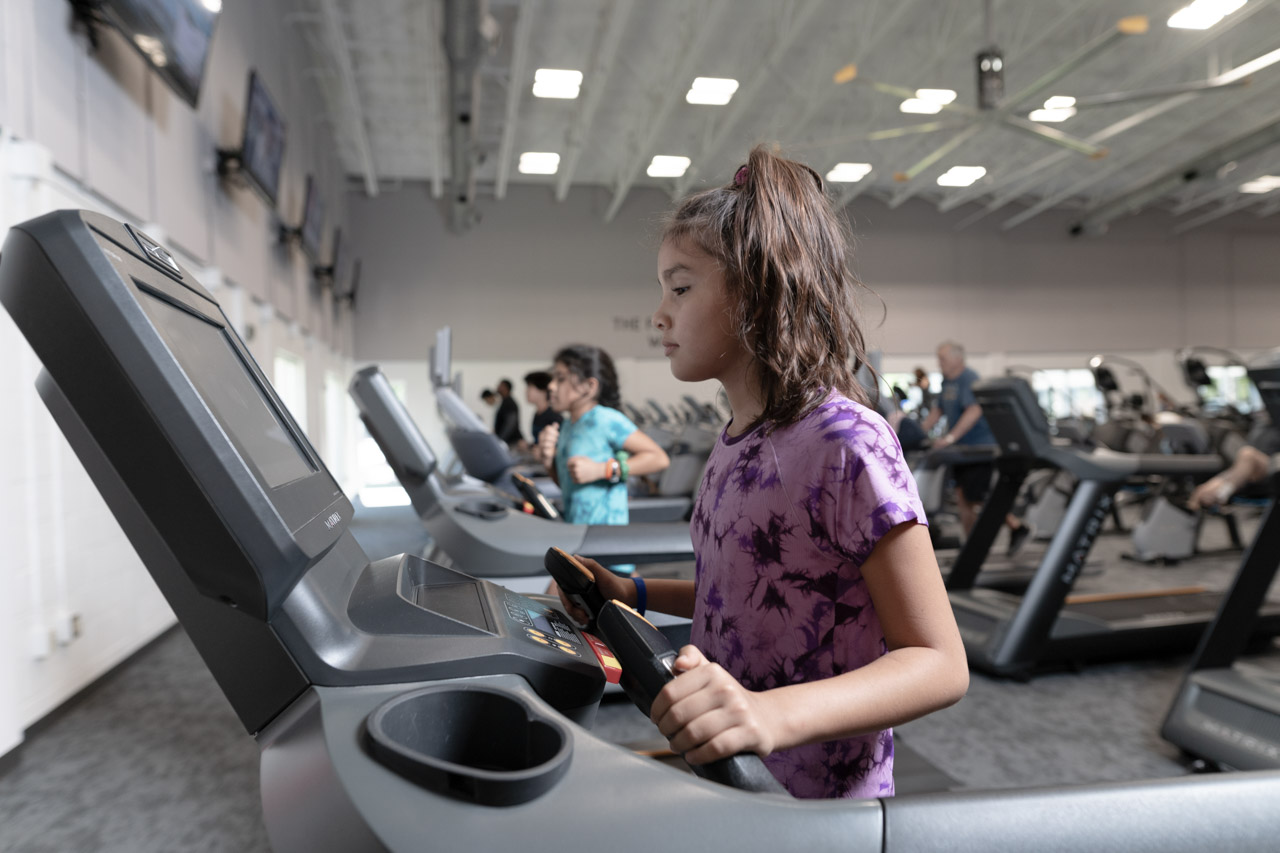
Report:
505,594,584,657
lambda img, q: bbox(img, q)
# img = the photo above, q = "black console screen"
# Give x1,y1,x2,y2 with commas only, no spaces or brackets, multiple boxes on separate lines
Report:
140,288,315,488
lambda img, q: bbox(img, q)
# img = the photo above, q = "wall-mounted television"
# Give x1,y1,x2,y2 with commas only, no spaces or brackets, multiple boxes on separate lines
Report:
218,70,286,207
70,0,220,108
300,176,326,262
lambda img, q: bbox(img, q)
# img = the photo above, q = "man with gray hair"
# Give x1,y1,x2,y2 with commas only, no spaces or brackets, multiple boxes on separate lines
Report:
922,341,1001,537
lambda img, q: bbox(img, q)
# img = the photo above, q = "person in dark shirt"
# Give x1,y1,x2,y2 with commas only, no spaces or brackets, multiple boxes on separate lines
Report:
493,378,524,447
524,370,562,445
920,341,1028,552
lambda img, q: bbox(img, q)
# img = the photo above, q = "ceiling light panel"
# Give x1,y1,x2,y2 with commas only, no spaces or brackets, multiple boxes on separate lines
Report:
686,77,740,105
1168,0,1247,30
900,98,943,115
1240,175,1280,193
826,162,873,182
647,156,691,177
532,68,583,99
1029,107,1077,122
937,166,987,187
518,152,560,174
916,89,957,104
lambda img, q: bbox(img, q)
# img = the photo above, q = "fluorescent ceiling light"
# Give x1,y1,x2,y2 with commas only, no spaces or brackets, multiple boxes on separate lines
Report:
532,68,582,99
1044,95,1076,109
916,88,957,105
685,77,740,105
937,166,987,187
1168,0,1247,30
202,0,222,12
518,152,560,174
647,155,692,178
826,162,873,183
900,98,942,114
1028,107,1077,122
1239,175,1280,193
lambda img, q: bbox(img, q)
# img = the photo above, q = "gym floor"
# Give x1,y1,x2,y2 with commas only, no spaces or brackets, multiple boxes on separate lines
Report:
2,501,1276,853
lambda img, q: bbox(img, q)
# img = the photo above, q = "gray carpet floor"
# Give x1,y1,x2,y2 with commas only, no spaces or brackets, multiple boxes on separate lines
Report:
1,501,1277,851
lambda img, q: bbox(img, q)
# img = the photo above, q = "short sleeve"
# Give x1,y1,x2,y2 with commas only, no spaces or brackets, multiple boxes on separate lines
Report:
1248,424,1280,456
955,373,978,409
807,406,927,569
600,407,638,451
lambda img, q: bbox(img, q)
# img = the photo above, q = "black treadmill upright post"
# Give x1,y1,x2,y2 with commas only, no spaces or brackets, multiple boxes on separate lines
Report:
945,463,1027,592
985,477,1116,675
1179,495,1280,673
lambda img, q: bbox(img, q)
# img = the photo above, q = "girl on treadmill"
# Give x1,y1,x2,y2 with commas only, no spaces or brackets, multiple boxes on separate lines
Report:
556,146,968,798
532,344,669,542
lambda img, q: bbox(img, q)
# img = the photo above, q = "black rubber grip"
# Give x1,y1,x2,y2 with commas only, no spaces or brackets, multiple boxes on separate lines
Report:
544,548,609,627
594,601,789,796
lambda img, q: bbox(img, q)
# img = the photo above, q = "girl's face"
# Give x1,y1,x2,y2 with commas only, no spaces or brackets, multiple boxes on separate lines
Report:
653,238,751,384
548,361,597,414
525,384,548,407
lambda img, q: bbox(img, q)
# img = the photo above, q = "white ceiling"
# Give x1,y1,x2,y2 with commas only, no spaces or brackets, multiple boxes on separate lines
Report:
296,0,1280,233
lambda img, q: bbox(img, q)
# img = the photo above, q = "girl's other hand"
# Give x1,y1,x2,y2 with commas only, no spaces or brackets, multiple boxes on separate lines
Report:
550,555,636,624
566,455,606,484
649,646,780,764
536,421,559,466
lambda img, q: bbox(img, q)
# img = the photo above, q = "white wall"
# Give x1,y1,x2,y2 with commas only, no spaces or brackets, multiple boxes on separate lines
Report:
346,178,1279,421
0,0,355,757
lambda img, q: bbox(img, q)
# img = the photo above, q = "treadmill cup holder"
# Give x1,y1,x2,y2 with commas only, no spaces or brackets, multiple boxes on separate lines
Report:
364,685,573,807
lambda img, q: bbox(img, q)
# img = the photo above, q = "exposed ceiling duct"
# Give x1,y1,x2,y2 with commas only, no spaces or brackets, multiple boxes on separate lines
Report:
444,0,494,232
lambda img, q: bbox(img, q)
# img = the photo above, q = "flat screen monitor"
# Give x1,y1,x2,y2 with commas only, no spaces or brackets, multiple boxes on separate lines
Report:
0,210,348,622
240,71,286,206
431,326,452,389
300,176,325,262
81,0,219,108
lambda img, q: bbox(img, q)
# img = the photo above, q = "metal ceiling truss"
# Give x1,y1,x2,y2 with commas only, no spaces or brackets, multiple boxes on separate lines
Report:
313,0,379,196
999,70,1280,232
1071,111,1280,235
555,0,635,201
495,0,537,200
670,0,830,197
603,0,731,223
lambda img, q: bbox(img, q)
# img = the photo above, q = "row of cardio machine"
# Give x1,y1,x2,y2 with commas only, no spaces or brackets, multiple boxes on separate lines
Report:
919,364,1280,770
2,209,1277,852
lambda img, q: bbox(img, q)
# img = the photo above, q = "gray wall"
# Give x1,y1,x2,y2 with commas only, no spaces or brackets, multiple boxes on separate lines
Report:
348,181,1279,364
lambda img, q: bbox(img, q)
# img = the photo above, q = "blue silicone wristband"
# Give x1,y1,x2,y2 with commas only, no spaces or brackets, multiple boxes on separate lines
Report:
633,577,647,616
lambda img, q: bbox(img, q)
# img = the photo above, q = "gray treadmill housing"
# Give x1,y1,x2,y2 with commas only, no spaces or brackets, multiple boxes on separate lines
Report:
0,211,605,734
7,211,1280,852
350,365,695,573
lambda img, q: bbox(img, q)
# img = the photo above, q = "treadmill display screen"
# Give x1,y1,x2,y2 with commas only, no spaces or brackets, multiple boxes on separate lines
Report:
140,288,315,488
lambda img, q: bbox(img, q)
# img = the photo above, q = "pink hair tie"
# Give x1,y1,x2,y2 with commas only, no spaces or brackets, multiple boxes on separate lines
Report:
734,165,749,186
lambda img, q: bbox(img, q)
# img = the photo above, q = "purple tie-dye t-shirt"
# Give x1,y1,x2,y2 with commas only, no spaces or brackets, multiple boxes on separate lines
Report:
689,392,926,799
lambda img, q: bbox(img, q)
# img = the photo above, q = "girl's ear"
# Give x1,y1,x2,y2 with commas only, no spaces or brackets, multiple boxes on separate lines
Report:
585,376,601,400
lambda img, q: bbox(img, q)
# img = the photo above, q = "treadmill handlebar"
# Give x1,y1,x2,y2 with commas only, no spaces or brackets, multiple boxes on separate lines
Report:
1052,445,1224,478
577,522,694,565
